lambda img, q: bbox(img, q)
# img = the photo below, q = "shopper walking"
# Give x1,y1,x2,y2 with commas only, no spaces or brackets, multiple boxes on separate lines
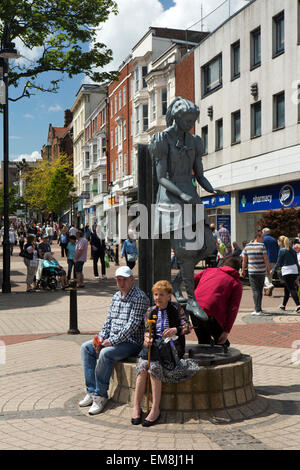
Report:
121,232,138,270
272,236,300,313
262,228,279,296
90,225,107,279
242,231,271,316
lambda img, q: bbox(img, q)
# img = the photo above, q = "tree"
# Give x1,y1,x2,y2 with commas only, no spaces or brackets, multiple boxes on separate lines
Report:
23,154,73,217
46,167,74,219
0,184,22,217
258,207,300,239
0,0,119,100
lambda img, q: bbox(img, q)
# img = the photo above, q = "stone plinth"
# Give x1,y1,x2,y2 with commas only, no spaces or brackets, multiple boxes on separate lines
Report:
108,345,255,411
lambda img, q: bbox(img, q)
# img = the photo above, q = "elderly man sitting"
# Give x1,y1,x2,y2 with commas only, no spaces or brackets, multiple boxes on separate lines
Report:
42,252,69,289
79,266,150,415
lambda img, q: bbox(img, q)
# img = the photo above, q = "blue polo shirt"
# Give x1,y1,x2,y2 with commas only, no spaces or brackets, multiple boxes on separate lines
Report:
263,234,279,263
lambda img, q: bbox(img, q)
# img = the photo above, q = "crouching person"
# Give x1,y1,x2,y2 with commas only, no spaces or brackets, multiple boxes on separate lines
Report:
79,266,150,415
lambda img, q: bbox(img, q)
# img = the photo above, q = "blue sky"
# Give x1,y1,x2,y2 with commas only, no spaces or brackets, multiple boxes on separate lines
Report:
1,0,246,163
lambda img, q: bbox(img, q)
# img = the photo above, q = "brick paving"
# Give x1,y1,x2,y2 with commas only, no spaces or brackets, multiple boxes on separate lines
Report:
0,242,300,451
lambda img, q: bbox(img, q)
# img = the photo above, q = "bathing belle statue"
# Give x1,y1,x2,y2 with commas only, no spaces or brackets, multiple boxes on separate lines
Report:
149,97,227,321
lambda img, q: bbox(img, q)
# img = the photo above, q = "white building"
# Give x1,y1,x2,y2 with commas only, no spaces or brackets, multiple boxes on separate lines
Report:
82,93,107,228
194,0,300,244
71,84,107,226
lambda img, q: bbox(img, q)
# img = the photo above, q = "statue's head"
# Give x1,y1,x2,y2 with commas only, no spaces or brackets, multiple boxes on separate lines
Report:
166,97,200,131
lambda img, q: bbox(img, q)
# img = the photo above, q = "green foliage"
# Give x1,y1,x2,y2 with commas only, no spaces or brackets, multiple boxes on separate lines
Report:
0,0,119,97
0,184,23,216
45,167,74,215
258,207,300,239
23,154,74,218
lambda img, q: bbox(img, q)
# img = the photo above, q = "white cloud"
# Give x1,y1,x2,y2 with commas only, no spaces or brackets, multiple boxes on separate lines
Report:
48,104,63,112
13,37,44,67
24,113,34,119
9,136,21,140
91,0,248,74
12,151,42,162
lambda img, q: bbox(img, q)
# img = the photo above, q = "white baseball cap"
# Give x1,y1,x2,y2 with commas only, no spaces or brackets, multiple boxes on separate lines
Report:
115,266,134,278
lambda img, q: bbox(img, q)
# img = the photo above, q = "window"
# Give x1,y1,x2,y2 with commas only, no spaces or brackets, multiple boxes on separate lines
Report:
115,127,118,146
215,119,223,150
111,131,113,149
110,100,113,117
118,123,122,147
102,172,107,194
85,151,90,168
123,86,126,105
273,91,285,130
143,104,148,131
231,110,241,144
102,137,106,156
114,95,118,114
123,120,127,140
161,88,168,116
142,66,148,88
92,178,98,195
93,144,97,162
201,126,208,155
152,92,156,121
135,68,140,92
202,54,222,96
273,11,284,56
119,90,122,110
231,41,240,80
251,101,261,138
250,27,261,69
135,106,140,135
124,153,127,176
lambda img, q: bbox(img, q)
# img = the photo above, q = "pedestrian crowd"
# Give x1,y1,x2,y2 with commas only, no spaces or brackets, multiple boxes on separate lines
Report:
206,224,300,316
0,220,121,292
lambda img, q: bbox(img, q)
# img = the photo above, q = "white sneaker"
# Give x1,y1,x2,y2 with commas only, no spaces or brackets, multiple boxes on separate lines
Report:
278,305,286,311
94,276,100,279
251,311,263,316
88,396,108,415
79,393,94,407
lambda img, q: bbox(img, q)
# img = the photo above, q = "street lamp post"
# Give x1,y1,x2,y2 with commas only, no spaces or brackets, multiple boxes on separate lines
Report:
0,24,20,293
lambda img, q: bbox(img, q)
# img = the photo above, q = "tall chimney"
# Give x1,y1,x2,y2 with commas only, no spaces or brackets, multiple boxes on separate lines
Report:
64,109,73,127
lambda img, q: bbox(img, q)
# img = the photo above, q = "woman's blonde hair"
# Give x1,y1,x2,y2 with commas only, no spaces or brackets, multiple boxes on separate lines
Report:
152,280,173,294
278,235,290,250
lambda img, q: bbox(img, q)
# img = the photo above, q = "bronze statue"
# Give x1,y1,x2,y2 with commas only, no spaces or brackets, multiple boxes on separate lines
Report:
149,97,227,320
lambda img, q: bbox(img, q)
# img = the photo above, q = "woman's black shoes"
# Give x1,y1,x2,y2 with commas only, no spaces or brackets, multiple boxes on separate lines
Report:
131,416,142,425
142,413,161,427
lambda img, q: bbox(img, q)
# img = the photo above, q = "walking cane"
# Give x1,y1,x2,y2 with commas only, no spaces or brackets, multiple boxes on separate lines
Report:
146,317,157,414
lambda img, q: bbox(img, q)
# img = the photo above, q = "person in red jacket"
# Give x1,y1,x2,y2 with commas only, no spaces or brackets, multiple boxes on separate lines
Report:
192,256,243,346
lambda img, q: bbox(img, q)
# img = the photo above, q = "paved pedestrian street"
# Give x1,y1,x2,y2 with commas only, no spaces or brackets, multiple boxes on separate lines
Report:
0,244,300,452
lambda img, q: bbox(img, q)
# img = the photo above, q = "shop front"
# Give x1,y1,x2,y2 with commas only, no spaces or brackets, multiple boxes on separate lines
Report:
238,180,300,242
202,193,231,232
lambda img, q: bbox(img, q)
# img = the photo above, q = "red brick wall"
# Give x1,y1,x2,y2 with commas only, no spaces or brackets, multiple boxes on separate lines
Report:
107,62,133,183
175,51,195,102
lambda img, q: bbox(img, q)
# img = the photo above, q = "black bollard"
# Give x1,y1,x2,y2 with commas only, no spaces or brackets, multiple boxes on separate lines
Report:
68,280,80,335
115,244,119,266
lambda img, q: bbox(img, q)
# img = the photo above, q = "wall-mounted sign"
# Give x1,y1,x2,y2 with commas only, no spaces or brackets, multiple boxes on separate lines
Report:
202,193,231,209
239,181,300,212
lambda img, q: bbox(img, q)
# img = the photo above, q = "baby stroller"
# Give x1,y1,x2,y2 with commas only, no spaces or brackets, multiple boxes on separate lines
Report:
40,267,59,290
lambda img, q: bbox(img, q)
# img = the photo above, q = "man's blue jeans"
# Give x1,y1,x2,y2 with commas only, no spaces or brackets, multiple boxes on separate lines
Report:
80,340,141,398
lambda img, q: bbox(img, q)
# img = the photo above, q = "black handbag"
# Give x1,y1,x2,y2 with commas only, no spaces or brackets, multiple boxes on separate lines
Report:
19,249,33,260
156,339,179,371
139,339,179,371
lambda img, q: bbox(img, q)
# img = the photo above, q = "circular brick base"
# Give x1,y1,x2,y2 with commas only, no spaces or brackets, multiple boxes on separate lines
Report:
108,353,255,411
